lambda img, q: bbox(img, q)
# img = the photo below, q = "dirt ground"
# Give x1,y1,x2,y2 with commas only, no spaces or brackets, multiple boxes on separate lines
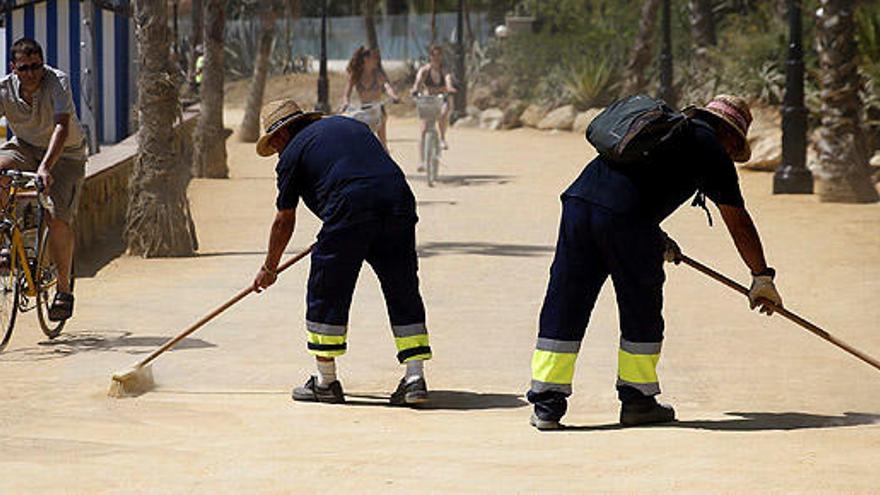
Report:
1,106,878,493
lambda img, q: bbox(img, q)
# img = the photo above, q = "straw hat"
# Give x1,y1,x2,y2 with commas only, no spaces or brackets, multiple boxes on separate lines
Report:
689,94,753,162
255,99,323,157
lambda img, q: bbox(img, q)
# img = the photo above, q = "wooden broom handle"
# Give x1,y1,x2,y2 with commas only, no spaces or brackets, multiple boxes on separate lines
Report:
135,245,314,369
680,254,880,372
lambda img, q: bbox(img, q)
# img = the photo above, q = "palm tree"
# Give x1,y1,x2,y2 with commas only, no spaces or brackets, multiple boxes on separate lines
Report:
622,0,661,96
189,0,203,87
814,0,879,203
689,0,716,51
193,0,228,178
364,0,379,49
238,3,278,143
127,0,197,256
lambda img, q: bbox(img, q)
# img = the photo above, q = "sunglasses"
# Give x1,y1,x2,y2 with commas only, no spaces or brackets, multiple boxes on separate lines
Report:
14,63,43,72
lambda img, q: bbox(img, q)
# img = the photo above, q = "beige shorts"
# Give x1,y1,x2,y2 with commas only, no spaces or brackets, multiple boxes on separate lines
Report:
0,138,86,224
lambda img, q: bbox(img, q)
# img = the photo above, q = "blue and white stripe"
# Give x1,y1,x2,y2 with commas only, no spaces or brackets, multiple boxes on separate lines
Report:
4,0,134,144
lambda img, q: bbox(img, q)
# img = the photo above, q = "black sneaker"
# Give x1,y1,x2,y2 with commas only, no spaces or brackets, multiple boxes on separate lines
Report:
389,376,429,406
48,292,74,322
291,375,346,404
619,397,676,427
529,412,562,431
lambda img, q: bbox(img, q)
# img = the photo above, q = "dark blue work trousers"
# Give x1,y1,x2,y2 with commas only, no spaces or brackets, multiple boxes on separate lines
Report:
529,198,666,417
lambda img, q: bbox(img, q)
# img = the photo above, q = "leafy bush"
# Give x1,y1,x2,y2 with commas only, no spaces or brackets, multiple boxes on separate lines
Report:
562,58,618,109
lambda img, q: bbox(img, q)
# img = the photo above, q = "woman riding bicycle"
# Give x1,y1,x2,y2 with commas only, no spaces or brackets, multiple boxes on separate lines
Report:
342,46,400,150
411,45,457,157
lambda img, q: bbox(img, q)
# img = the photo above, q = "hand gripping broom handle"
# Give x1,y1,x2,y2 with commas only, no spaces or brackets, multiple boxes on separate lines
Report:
134,245,314,370
679,254,880,373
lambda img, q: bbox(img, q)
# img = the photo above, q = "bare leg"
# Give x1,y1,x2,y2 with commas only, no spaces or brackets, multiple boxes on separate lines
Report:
419,118,429,168
46,216,75,294
439,103,450,143
378,113,389,151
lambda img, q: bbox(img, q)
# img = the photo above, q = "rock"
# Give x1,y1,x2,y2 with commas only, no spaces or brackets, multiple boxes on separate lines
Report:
741,106,781,172
453,115,479,128
520,104,548,128
466,105,481,118
573,108,603,134
480,107,505,130
502,100,527,129
470,86,494,111
538,105,576,131
870,151,880,168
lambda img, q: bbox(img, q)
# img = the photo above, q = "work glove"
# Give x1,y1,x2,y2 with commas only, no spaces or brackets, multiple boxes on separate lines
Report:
749,268,782,316
661,233,682,264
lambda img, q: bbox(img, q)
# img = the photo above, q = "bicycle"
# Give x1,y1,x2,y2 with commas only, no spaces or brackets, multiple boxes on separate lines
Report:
415,94,446,187
0,169,74,352
341,100,388,134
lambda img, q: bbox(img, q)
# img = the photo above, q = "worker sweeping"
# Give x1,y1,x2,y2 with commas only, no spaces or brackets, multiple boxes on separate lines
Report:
528,94,783,430
252,99,432,406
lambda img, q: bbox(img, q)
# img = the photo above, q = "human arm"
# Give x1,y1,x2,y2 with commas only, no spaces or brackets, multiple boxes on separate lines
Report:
37,113,71,189
411,66,426,96
718,204,782,314
383,74,400,103
342,77,354,110
444,73,457,93
253,207,297,292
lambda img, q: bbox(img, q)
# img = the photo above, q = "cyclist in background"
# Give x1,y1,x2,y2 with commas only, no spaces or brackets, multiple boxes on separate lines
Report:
411,45,456,160
342,46,400,150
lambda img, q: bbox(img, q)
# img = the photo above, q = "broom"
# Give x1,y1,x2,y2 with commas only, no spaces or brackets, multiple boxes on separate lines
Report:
108,245,314,398
680,253,880,372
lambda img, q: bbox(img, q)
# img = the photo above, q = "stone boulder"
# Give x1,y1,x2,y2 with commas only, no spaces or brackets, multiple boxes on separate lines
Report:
538,105,576,131
480,107,505,130
453,115,479,128
573,108,603,134
741,106,781,172
466,105,481,118
520,104,548,128
501,100,527,129
470,86,495,111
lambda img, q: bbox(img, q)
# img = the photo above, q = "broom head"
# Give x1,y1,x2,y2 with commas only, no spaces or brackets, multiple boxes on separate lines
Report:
108,365,155,398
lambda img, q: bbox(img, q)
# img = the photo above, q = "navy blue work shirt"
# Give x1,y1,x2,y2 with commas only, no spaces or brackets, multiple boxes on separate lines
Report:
563,117,745,224
275,116,417,230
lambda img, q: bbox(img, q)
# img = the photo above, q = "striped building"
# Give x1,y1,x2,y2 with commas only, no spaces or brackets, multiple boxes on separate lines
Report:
1,0,136,145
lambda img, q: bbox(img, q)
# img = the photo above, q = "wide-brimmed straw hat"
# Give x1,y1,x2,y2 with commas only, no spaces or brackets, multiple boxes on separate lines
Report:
688,94,753,162
255,99,323,157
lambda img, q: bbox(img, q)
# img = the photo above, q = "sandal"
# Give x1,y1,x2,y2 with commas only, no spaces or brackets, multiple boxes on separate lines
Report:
48,292,74,322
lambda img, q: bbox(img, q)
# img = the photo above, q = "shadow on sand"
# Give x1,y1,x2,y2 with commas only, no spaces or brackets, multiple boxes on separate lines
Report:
555,411,880,432
417,241,554,259
345,390,528,411
0,329,215,362
406,174,513,187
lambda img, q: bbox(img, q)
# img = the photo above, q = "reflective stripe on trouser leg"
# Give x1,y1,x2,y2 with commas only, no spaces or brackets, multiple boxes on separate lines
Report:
393,323,431,362
616,338,661,395
530,338,582,395
306,320,348,358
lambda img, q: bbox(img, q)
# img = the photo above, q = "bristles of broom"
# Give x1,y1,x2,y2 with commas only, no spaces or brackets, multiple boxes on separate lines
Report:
108,365,155,398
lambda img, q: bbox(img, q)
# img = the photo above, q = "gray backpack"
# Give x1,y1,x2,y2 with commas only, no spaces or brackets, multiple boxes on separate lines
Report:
586,95,689,164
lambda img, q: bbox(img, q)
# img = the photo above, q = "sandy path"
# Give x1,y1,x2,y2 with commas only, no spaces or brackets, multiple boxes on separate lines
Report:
1,112,878,494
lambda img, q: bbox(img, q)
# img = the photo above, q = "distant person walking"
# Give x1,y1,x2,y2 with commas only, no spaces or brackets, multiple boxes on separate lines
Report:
0,38,86,321
342,46,400,150
528,95,783,430
252,99,432,406
411,45,456,162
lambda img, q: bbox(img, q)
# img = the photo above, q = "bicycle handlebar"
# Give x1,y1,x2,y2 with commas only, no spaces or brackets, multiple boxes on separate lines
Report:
0,169,44,192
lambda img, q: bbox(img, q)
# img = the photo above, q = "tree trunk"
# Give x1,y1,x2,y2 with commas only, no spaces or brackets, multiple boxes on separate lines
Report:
430,0,437,44
127,0,196,257
239,9,277,143
689,0,716,50
189,0,203,85
193,0,228,178
814,0,879,203
364,0,379,49
622,0,662,96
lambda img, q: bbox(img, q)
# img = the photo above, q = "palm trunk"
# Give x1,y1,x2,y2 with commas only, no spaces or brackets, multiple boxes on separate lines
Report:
814,0,879,203
194,0,228,178
430,0,437,44
689,0,716,50
239,9,277,143
364,0,379,49
189,0,203,86
622,0,661,96
127,0,196,257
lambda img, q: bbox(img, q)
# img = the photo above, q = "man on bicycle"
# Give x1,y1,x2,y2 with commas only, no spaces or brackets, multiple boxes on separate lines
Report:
411,45,456,170
252,99,433,406
0,38,86,321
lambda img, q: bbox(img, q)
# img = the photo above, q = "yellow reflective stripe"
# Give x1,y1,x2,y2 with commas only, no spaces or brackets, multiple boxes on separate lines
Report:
394,334,430,352
617,349,660,384
307,332,346,346
531,350,577,385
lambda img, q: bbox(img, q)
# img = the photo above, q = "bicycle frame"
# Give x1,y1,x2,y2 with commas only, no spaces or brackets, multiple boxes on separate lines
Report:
0,173,47,300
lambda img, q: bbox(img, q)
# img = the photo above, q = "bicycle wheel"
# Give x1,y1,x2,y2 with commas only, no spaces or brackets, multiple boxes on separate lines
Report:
35,227,74,339
0,231,19,352
426,131,439,187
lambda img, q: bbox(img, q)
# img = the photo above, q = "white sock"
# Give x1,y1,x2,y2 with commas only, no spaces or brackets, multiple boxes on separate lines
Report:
316,360,337,387
405,360,424,384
